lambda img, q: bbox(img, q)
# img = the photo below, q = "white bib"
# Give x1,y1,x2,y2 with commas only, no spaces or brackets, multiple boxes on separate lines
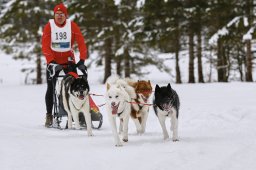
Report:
50,19,72,52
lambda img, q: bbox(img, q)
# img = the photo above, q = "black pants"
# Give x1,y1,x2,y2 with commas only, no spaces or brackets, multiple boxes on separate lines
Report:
45,64,77,114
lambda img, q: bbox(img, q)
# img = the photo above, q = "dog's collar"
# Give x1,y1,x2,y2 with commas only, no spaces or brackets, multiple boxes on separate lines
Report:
117,110,124,117
117,102,126,117
70,93,87,110
134,94,145,110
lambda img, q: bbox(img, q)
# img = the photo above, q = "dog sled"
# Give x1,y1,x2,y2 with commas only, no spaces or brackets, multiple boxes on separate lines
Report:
50,64,103,130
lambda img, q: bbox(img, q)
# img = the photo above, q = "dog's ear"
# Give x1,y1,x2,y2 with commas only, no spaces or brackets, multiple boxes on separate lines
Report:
167,83,172,90
155,84,160,93
107,83,111,90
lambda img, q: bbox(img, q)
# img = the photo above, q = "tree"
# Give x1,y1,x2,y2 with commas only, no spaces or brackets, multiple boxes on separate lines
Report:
194,0,208,83
207,0,239,82
69,0,118,83
244,0,253,82
184,0,196,83
164,0,184,84
0,0,59,84
144,0,182,82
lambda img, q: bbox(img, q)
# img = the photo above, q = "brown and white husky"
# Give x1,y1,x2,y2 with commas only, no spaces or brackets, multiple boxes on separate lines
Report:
127,79,153,134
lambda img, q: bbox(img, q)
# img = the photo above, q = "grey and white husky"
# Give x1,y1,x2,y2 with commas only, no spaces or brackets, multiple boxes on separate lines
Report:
153,83,180,141
60,75,93,136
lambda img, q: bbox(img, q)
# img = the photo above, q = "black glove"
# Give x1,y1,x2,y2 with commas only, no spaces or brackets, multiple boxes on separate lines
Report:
67,61,77,73
77,59,87,69
47,61,62,78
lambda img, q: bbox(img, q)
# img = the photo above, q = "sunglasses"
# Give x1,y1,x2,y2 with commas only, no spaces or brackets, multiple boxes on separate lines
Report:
55,13,65,17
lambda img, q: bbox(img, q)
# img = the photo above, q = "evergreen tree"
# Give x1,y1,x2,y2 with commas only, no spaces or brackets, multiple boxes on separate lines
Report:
207,0,240,82
244,0,253,82
69,0,118,83
143,0,179,81
117,0,143,78
208,0,254,82
184,0,197,83
0,0,59,84
163,0,184,84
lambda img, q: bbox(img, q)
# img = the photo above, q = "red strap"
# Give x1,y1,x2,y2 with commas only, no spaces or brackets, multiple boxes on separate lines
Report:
68,72,79,79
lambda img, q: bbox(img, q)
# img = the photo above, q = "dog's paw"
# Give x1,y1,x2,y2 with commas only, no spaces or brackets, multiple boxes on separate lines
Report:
75,126,82,130
137,129,143,135
122,138,128,142
115,143,123,147
172,138,179,142
87,132,94,137
163,135,170,141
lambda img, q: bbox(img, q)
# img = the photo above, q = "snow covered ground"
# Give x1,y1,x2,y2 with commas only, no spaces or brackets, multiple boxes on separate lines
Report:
1,81,256,170
0,52,256,170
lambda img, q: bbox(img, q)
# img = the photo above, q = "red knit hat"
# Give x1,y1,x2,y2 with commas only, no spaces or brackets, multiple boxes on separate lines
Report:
54,3,68,16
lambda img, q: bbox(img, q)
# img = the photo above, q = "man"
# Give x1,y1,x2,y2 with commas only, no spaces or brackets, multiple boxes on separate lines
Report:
42,3,87,127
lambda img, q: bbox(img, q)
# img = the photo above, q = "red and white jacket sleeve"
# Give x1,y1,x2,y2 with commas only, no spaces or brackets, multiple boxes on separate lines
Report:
71,22,87,61
42,23,54,64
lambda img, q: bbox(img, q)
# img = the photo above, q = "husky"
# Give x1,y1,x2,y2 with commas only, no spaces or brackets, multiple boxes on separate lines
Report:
153,84,180,141
127,79,153,134
60,74,93,136
105,82,131,147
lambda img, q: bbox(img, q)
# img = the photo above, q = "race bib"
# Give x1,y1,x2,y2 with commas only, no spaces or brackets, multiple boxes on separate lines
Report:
50,19,71,52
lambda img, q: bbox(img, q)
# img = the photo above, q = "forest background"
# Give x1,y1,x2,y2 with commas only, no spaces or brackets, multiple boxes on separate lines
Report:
0,0,255,84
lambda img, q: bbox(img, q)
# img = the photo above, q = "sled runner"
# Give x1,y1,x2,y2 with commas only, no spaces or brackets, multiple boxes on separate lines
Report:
50,65,103,130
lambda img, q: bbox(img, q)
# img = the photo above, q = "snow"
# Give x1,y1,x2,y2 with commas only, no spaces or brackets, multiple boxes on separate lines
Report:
1,52,256,170
114,0,122,6
243,27,255,41
210,16,248,45
226,17,241,27
243,17,249,27
114,0,145,8
0,0,16,19
209,27,229,46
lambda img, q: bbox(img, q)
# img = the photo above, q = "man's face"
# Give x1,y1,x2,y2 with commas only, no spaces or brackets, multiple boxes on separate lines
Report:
54,11,66,25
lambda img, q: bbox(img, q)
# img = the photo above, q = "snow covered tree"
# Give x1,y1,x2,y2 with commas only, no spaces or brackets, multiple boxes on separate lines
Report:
244,0,254,82
0,0,59,84
143,0,183,83
208,0,255,82
69,0,118,83
164,0,184,84
207,0,240,82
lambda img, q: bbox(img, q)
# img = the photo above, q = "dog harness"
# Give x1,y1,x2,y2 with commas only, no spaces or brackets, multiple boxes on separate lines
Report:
70,93,87,111
117,102,127,117
68,72,79,79
50,19,72,52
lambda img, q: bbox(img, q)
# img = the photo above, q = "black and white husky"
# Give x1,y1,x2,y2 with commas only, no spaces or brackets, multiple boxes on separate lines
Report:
105,82,131,147
60,75,93,136
153,84,180,141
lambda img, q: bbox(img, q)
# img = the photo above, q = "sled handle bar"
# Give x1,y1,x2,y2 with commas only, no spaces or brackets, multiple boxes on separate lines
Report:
55,63,88,77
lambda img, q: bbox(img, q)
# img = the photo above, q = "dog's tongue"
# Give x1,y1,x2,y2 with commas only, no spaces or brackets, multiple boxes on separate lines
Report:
111,103,119,115
142,96,147,103
78,95,84,100
162,103,171,111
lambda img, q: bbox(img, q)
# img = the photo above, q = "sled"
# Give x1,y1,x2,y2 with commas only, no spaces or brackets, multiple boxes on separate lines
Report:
52,74,103,130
